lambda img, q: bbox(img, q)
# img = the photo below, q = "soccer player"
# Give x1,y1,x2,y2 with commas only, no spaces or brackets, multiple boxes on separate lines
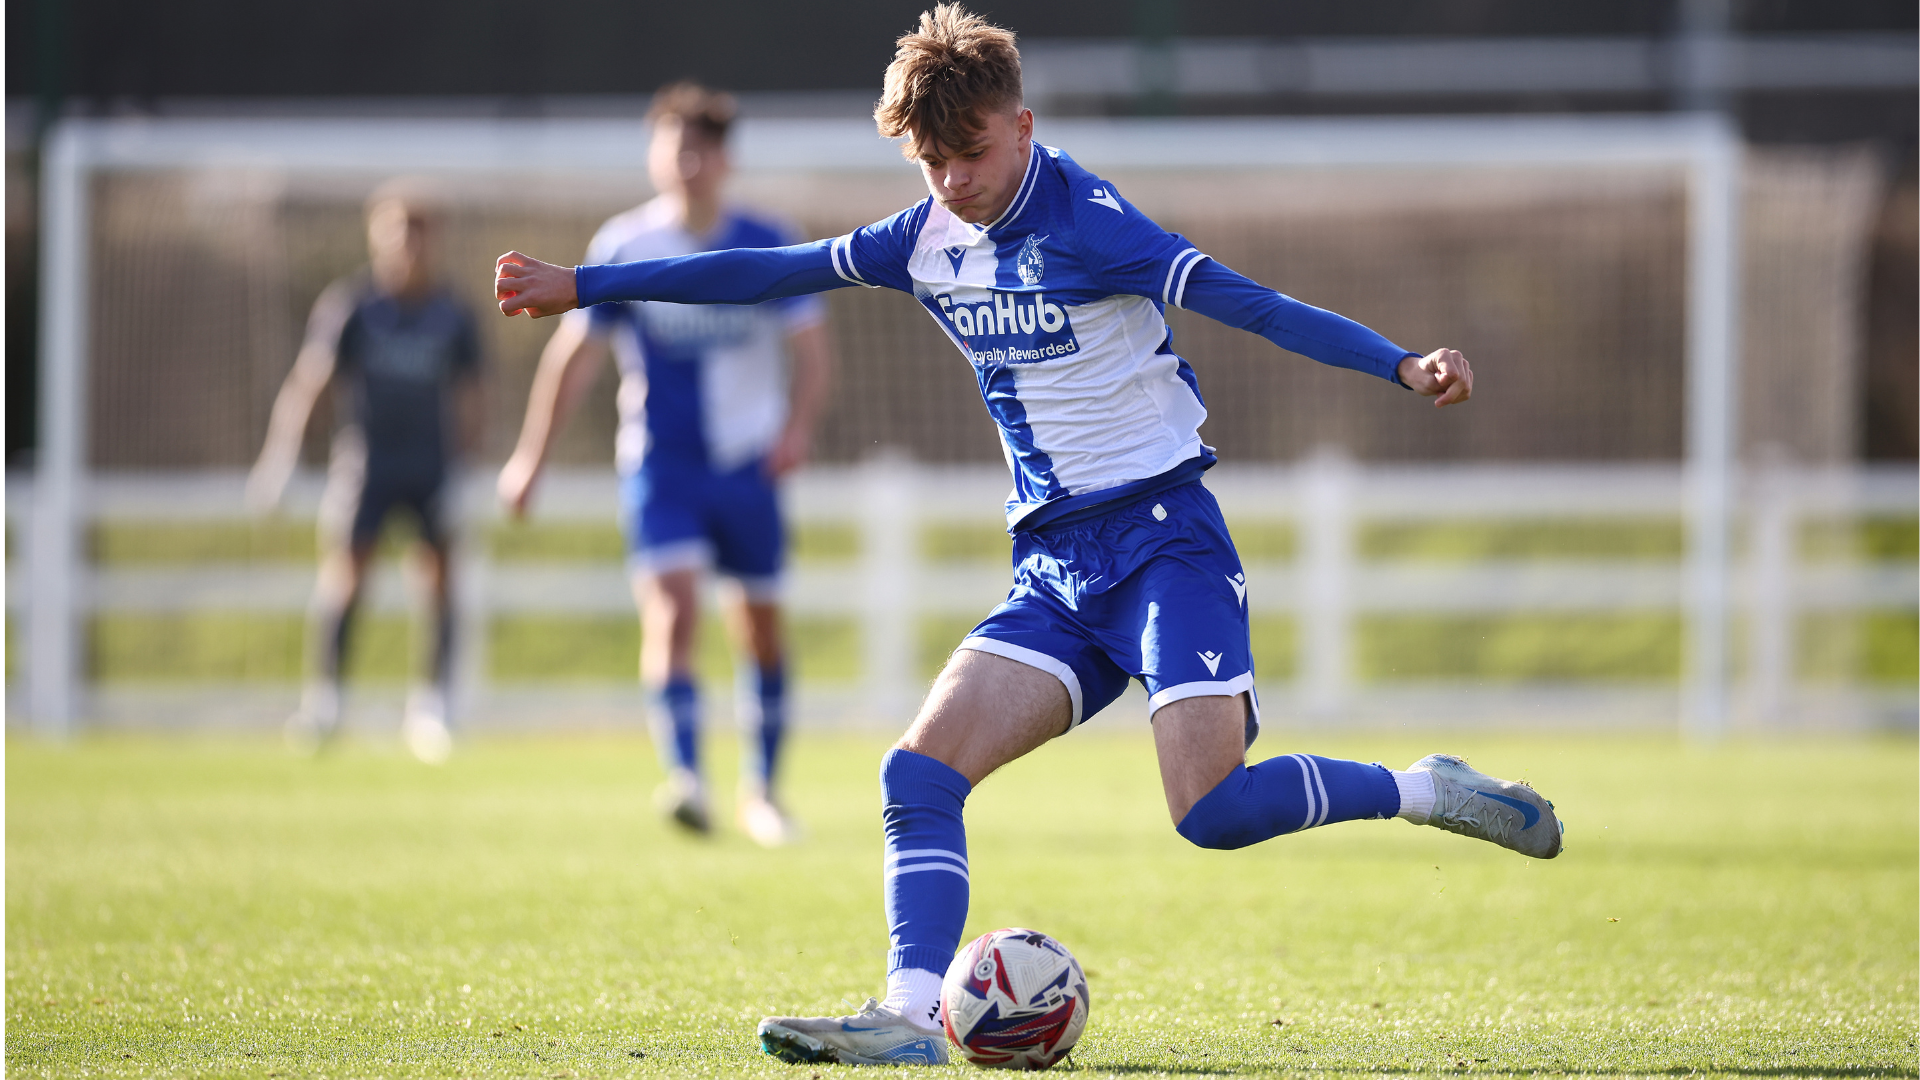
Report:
496,82,832,846
495,6,1563,1065
250,179,483,765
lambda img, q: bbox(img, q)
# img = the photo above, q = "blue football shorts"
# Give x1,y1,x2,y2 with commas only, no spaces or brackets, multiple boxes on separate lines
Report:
958,480,1259,747
619,456,785,600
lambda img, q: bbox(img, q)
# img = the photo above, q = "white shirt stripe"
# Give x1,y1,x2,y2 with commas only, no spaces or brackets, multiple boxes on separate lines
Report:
1161,247,1199,305
1172,252,1210,309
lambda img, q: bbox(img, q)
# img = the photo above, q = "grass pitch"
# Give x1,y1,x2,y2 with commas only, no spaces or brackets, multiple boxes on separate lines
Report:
7,731,1916,1078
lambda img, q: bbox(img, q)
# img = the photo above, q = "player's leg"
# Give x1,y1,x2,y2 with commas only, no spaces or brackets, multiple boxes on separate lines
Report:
620,466,714,832
1152,691,1412,845
708,459,796,845
635,564,709,832
758,648,1076,1066
720,589,797,844
1137,484,1562,857
1158,691,1562,858
400,487,457,764
290,444,379,752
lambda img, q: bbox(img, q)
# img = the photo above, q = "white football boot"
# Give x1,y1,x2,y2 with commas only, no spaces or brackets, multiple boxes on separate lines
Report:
401,686,454,765
737,789,804,848
653,768,712,835
758,998,948,1066
284,682,342,756
1406,753,1564,859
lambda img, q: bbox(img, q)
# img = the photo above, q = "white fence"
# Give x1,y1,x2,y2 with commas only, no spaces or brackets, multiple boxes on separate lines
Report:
6,459,1914,735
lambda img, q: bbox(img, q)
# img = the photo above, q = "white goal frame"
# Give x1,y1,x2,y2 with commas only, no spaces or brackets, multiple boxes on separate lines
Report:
28,112,1744,738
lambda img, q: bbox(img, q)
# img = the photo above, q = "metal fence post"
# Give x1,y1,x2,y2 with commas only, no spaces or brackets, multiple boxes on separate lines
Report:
1682,116,1743,742
860,451,916,725
1299,446,1354,718
29,122,90,737
1746,449,1795,726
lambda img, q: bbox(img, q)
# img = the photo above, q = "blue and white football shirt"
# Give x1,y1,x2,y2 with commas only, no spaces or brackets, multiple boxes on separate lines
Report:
572,199,825,475
826,145,1215,529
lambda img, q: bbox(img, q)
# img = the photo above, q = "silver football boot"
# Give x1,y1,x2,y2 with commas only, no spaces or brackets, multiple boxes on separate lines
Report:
1407,753,1564,859
758,998,949,1066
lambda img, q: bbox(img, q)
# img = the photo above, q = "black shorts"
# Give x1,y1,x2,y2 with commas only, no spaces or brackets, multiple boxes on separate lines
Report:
319,436,451,552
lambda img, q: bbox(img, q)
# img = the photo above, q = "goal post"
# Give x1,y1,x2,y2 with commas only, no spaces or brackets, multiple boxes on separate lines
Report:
26,111,1745,737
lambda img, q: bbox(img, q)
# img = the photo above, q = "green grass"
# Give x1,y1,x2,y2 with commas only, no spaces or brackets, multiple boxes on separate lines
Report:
6,733,1915,1078
3,730,1920,1076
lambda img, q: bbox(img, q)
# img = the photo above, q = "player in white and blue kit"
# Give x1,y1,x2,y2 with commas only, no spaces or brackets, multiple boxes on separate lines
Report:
499,83,831,846
498,7,1563,1066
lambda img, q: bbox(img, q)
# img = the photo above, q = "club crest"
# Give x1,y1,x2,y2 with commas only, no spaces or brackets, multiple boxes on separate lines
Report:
1016,235,1047,286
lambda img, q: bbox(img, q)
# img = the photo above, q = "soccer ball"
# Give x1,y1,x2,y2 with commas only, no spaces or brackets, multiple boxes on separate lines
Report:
941,928,1090,1070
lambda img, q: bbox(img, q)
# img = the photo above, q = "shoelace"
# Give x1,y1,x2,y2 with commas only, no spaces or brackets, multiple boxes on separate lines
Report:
1435,790,1516,844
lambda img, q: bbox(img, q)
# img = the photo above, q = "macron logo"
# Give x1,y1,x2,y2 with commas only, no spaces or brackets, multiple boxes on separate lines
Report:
1226,572,1246,605
1197,650,1223,676
1087,188,1122,213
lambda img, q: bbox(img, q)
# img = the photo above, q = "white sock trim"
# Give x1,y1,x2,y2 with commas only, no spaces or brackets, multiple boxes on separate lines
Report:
1393,768,1436,824
883,967,946,1033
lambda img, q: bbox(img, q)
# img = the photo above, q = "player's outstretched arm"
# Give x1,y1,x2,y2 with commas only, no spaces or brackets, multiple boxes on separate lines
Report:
572,242,856,309
496,252,579,319
1178,260,1476,404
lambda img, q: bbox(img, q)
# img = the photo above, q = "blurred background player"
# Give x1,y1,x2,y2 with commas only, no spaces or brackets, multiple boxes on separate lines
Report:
496,82,833,845
249,179,485,764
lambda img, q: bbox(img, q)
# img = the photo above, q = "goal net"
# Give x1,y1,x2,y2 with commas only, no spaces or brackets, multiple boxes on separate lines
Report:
19,114,1905,734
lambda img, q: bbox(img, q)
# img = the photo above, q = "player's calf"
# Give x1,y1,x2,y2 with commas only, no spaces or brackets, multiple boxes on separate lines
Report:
1173,751,1563,860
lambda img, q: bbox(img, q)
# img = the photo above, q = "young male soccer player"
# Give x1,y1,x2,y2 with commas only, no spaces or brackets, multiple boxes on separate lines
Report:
496,82,832,845
496,6,1563,1065
251,180,483,765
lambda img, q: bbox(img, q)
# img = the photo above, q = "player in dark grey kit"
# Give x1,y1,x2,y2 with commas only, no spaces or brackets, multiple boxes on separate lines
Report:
250,180,484,763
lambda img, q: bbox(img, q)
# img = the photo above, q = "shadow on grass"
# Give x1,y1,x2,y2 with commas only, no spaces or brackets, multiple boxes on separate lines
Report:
1078,1066,1918,1078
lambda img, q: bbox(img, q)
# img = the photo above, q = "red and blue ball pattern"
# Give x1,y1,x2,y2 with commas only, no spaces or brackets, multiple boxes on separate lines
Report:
941,928,1090,1070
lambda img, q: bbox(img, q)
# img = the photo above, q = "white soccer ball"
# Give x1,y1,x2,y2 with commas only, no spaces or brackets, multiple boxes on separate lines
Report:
941,928,1090,1070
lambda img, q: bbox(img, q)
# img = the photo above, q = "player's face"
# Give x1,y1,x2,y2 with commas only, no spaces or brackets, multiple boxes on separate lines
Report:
913,107,1034,225
648,118,729,203
367,200,434,294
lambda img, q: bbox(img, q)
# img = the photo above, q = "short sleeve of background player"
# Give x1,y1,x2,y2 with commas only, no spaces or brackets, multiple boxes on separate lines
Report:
828,203,928,294
1068,179,1211,307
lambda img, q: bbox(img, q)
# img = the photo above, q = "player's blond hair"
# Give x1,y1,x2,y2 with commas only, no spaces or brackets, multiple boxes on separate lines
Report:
874,4,1022,156
648,80,737,144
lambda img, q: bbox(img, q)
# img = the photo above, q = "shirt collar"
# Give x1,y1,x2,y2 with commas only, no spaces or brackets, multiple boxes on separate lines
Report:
984,141,1042,235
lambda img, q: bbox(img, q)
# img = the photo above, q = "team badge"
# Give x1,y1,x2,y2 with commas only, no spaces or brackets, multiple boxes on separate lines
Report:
1016,235,1047,286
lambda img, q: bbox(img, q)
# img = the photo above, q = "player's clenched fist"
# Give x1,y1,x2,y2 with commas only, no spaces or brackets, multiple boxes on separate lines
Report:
495,252,579,318
1395,348,1474,407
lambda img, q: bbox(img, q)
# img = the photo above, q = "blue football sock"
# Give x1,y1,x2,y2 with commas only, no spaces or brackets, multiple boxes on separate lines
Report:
650,676,700,775
740,662,787,790
880,749,972,983
1176,754,1400,850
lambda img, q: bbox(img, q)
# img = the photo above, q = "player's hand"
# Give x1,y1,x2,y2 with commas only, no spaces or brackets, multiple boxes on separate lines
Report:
1397,348,1473,407
764,425,812,479
496,252,579,319
496,451,540,519
244,456,291,517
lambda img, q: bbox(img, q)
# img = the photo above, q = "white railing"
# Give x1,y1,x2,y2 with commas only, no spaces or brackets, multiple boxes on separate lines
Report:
6,458,1914,734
